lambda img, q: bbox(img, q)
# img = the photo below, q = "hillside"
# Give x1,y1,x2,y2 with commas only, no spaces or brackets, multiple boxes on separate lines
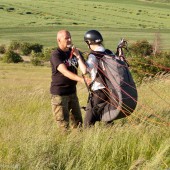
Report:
0,0,170,50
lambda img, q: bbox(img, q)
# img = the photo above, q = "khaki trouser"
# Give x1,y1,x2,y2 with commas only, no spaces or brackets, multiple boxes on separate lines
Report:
51,93,82,130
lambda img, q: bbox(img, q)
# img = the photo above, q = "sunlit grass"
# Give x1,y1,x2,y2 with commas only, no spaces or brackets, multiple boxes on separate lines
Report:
0,62,169,169
0,0,170,51
0,0,170,169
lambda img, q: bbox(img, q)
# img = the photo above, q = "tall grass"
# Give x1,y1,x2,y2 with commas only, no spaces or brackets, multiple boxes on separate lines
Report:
0,62,169,169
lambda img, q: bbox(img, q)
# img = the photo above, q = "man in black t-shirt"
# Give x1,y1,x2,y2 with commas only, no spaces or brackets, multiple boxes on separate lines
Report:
50,30,89,130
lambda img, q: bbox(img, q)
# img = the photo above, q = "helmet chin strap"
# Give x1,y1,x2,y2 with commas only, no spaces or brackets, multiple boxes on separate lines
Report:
89,44,92,51
86,42,92,51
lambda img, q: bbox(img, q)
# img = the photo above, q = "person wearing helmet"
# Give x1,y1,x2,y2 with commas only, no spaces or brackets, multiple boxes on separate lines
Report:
50,30,90,131
83,30,114,127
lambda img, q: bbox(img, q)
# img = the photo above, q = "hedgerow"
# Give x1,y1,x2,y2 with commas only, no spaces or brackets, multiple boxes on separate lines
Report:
128,40,153,57
127,40,170,83
0,40,169,81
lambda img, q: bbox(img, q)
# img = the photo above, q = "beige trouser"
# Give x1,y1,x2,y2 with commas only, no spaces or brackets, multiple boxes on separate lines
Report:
51,93,82,130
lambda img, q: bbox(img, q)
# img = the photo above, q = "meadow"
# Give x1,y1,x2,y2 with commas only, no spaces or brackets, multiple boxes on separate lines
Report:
0,62,170,170
0,0,170,169
0,0,170,51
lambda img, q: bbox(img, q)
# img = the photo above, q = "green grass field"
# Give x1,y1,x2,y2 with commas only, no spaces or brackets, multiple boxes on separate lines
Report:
0,0,170,169
0,0,170,51
0,62,170,169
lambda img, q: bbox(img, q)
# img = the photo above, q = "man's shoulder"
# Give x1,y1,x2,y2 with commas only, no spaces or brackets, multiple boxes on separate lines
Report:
52,48,60,56
50,48,61,64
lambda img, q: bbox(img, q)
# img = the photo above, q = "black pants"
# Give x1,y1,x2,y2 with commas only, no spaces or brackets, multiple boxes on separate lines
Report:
84,89,108,127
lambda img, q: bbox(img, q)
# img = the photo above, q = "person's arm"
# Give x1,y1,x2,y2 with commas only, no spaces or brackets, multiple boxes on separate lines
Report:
72,47,87,74
86,54,96,71
76,54,87,75
57,63,84,83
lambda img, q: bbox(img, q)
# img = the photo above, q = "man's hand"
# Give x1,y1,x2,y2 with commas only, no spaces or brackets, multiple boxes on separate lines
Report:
72,46,81,59
83,76,91,86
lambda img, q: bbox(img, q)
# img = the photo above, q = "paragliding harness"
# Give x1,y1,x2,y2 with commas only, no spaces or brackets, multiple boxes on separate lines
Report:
84,39,138,122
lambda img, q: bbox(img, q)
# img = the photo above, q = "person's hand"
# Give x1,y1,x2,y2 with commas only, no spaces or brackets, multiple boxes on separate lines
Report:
72,46,81,59
83,77,91,86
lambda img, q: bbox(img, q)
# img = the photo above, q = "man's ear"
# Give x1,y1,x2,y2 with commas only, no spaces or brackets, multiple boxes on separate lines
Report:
57,38,60,43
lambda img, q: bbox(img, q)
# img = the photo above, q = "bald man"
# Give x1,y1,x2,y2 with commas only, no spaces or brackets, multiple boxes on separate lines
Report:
50,30,88,130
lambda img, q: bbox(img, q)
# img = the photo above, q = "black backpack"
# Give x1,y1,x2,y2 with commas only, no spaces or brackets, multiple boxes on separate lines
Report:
89,42,138,122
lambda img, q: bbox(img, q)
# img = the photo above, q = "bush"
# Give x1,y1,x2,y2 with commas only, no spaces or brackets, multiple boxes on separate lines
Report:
2,50,23,63
0,44,6,54
30,51,44,58
129,40,153,57
128,51,170,83
20,42,32,55
20,42,43,55
8,40,21,51
6,7,15,11
31,57,42,66
43,47,54,61
151,51,170,72
30,51,44,66
31,43,43,53
26,12,32,14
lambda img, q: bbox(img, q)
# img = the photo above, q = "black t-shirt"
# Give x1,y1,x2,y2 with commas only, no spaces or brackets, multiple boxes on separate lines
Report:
50,48,79,95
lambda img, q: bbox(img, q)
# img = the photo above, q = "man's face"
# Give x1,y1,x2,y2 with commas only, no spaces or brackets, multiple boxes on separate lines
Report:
58,32,72,51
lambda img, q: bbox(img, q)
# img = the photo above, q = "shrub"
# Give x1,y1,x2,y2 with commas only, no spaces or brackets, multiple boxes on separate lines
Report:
8,40,21,51
20,42,32,55
26,12,32,14
31,57,42,66
2,50,23,63
31,43,43,53
30,51,44,58
20,42,43,55
30,51,44,66
129,40,153,57
43,47,54,61
0,44,6,54
6,7,15,12
151,51,170,72
128,51,170,83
